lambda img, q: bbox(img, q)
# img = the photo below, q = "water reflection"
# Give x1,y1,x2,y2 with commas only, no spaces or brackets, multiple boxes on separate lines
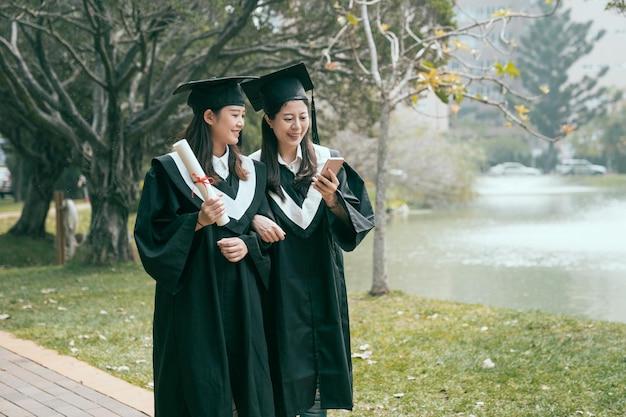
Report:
344,176,626,323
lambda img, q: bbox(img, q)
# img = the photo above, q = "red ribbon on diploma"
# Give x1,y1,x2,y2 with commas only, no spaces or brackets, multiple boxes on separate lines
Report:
191,173,215,186
191,173,215,199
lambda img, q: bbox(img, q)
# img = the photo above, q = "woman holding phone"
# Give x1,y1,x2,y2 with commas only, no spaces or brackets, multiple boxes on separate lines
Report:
242,63,375,417
134,77,275,417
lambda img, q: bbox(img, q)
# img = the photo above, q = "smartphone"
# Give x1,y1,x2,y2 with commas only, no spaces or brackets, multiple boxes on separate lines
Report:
320,157,345,178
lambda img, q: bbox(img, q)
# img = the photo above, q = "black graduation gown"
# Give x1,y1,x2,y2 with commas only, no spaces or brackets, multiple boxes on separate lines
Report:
134,150,275,417
250,145,375,417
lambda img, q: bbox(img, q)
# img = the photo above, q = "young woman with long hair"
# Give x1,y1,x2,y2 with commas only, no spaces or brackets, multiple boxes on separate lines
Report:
134,77,275,417
242,63,375,417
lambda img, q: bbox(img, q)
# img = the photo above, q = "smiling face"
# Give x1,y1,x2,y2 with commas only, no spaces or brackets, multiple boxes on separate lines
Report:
204,105,246,148
266,100,310,149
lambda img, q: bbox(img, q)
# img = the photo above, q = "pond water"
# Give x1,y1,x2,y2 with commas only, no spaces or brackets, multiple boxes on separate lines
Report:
344,176,626,323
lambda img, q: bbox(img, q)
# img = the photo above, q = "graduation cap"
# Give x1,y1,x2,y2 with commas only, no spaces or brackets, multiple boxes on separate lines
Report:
173,76,258,114
240,63,320,144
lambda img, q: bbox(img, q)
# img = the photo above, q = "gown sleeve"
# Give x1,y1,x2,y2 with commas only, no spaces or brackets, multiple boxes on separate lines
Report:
327,152,376,252
238,162,273,289
239,230,271,289
134,162,199,295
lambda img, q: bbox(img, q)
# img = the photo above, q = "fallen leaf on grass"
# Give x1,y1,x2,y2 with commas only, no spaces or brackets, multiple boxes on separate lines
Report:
352,351,372,360
482,358,495,369
106,365,130,372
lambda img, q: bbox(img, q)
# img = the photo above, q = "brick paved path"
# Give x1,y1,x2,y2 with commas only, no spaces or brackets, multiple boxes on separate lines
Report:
0,347,148,417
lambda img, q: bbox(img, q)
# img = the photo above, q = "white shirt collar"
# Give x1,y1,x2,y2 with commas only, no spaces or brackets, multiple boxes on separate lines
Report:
212,146,230,179
277,145,303,175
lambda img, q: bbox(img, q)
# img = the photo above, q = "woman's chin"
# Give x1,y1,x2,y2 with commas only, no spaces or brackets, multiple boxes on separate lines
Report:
285,136,303,146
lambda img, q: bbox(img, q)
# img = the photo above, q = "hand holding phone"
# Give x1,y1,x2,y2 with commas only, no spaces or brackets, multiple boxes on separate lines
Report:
320,157,345,179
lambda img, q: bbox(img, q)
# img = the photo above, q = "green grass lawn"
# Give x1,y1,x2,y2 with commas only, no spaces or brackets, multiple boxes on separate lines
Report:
0,206,135,269
0,198,22,213
0,263,624,416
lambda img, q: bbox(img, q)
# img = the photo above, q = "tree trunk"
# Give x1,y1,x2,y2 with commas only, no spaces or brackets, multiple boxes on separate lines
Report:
370,101,391,296
543,142,558,173
8,186,52,238
8,153,64,238
13,158,28,202
85,192,133,263
83,101,135,263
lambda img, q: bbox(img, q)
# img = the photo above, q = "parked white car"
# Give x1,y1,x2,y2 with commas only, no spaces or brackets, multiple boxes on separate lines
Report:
488,162,541,176
556,159,607,176
0,166,11,198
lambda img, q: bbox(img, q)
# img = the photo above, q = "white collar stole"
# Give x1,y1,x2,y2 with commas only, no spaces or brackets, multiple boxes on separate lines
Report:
250,145,331,230
168,152,256,221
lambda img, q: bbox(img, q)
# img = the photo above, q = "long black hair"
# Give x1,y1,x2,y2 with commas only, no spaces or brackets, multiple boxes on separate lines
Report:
179,109,248,183
261,98,317,199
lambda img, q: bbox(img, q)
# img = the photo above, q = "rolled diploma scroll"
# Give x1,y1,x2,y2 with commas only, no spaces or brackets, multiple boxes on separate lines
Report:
172,139,229,226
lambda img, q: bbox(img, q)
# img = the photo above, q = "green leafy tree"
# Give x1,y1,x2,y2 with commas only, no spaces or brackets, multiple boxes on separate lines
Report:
0,0,338,262
516,6,621,171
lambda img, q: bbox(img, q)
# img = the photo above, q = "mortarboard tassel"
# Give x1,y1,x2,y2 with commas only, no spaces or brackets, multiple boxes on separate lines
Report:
310,90,320,145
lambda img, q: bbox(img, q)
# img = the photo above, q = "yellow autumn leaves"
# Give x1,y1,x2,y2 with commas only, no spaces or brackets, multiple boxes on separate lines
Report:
494,61,520,78
414,66,466,105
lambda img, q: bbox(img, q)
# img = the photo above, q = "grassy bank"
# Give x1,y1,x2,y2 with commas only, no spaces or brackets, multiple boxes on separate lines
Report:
563,173,626,189
0,263,624,416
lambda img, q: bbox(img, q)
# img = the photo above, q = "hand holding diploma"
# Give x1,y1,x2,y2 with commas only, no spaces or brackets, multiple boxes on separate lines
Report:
173,139,229,226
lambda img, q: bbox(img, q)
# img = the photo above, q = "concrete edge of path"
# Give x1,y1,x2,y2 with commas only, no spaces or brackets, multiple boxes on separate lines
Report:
0,330,154,416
